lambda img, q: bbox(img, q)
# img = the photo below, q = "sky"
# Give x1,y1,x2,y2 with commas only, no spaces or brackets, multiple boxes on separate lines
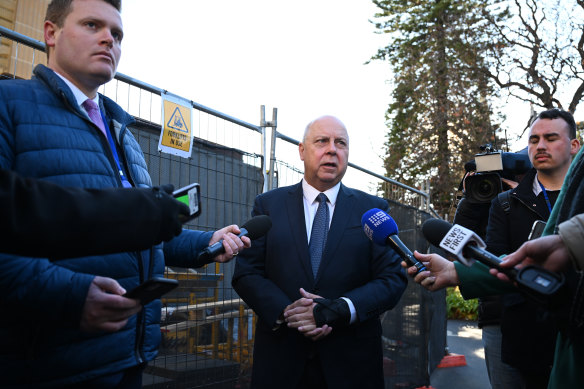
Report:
116,1,580,181
117,0,397,177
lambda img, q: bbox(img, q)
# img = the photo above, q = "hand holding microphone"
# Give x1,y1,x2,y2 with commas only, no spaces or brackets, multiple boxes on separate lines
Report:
422,218,566,305
197,215,272,263
361,208,427,275
422,218,509,271
494,235,571,282
408,250,461,291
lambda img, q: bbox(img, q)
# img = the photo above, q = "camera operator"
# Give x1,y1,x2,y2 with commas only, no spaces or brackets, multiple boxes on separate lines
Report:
482,109,580,388
453,150,528,389
413,108,580,389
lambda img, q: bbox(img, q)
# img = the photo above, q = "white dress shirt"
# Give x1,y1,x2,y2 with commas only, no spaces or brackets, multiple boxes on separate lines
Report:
301,179,357,324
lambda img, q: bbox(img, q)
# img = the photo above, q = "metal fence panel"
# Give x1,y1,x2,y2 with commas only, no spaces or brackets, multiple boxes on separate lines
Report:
0,25,446,389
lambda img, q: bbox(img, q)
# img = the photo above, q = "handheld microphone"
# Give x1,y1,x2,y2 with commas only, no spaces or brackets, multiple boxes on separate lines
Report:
361,208,427,275
197,215,272,262
421,218,512,274
421,218,565,305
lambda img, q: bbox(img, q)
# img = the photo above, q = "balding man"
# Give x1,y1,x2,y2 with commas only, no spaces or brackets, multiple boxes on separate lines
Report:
233,115,407,389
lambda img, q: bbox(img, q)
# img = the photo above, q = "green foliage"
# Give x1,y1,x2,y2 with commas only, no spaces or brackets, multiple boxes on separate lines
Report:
446,287,478,320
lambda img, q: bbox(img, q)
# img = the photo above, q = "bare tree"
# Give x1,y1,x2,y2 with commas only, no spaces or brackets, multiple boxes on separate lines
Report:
371,0,584,214
481,0,584,114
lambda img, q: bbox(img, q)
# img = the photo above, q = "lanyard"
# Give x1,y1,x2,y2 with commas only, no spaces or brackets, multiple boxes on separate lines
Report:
100,110,132,188
538,180,553,214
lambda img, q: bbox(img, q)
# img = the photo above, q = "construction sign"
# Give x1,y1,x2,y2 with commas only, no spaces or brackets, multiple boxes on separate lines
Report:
158,92,193,158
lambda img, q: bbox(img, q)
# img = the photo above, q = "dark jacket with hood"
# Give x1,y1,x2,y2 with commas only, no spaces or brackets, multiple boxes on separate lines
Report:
485,168,558,376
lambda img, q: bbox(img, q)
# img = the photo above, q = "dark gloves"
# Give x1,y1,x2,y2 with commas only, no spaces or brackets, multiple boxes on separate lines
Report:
313,298,351,328
152,185,190,242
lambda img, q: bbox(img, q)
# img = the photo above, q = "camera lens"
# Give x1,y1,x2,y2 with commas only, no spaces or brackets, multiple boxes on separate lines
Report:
466,173,503,203
478,179,495,195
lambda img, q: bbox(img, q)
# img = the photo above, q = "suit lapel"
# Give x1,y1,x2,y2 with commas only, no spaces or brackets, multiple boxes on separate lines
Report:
285,183,314,281
315,184,354,282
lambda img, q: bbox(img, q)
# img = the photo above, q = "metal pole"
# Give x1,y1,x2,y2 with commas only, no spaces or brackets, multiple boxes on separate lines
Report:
268,108,278,191
260,106,268,193
260,106,278,192
426,179,431,212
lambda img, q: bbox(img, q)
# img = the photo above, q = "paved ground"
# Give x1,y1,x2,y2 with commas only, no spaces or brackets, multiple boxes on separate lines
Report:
429,320,491,389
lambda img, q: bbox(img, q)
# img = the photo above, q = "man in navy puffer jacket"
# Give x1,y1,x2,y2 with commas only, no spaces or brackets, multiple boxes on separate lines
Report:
0,0,250,387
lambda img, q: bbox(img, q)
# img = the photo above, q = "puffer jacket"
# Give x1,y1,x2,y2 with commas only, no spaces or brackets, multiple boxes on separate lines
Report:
0,65,212,387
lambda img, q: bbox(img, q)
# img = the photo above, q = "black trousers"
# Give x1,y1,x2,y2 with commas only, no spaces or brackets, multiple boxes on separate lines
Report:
297,354,328,389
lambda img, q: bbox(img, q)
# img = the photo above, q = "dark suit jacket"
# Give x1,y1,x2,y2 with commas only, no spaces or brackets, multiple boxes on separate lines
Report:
232,182,407,389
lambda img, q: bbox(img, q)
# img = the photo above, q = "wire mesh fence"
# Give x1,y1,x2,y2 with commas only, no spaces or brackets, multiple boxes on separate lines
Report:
0,25,445,389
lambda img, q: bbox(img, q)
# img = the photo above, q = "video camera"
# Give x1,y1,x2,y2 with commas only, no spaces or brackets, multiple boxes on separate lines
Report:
464,144,531,204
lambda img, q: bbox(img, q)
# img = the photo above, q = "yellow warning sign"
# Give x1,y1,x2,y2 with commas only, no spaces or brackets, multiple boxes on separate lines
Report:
159,93,193,158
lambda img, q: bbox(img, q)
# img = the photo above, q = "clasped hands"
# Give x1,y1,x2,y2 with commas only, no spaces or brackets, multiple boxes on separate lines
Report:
283,287,332,341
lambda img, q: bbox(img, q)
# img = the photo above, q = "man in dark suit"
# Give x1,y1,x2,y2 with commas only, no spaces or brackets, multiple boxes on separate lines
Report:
232,115,407,389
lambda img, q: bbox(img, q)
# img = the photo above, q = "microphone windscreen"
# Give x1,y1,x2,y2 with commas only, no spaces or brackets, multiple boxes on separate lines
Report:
241,215,272,240
361,208,399,245
421,218,452,246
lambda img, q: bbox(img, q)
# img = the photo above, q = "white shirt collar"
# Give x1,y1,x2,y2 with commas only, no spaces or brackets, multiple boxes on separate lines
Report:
54,71,99,107
532,172,542,196
302,179,340,205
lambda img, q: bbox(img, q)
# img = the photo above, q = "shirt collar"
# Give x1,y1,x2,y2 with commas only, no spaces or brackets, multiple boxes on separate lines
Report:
532,172,543,196
302,179,340,205
54,71,99,107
